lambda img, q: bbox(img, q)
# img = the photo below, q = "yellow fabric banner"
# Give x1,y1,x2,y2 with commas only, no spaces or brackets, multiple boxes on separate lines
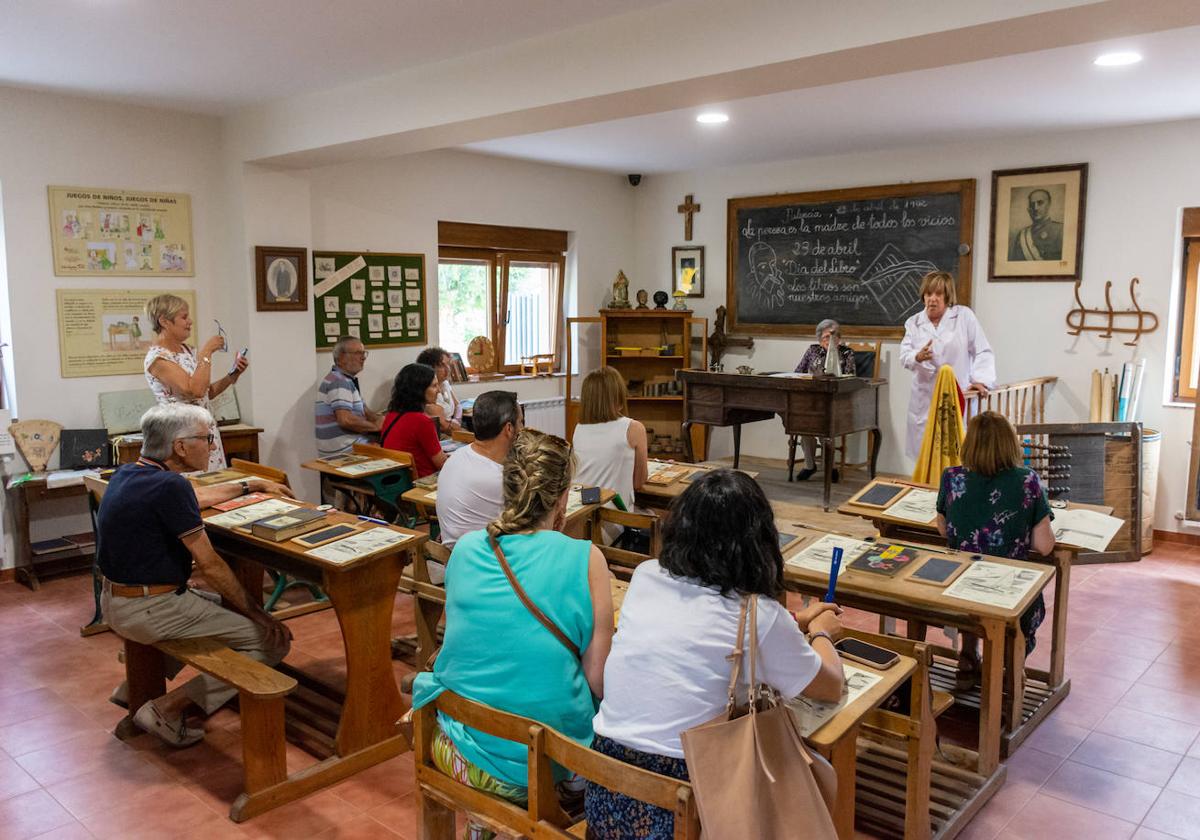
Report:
911,364,965,484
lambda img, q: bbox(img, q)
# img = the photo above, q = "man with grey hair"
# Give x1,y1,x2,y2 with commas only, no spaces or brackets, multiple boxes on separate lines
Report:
791,318,857,482
315,335,380,456
99,403,293,747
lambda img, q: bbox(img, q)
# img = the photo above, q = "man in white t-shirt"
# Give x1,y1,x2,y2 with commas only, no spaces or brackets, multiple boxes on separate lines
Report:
436,390,523,549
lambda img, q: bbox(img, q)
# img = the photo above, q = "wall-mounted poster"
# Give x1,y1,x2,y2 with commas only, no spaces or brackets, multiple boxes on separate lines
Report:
48,186,195,277
56,288,197,377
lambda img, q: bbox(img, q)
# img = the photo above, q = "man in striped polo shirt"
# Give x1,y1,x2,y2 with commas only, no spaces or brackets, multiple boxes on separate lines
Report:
315,335,381,456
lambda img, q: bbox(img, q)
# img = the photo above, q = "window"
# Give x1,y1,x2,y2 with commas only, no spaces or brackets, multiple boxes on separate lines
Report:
437,222,566,374
1172,208,1200,402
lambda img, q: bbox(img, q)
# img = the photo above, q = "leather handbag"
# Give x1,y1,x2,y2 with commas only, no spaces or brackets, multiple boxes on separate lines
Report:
679,596,838,840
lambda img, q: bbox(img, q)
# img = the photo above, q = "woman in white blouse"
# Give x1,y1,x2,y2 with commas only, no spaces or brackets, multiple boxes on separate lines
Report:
417,346,461,434
899,272,996,460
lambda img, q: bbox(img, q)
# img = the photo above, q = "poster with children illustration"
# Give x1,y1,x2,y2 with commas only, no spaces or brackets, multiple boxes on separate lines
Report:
48,186,194,277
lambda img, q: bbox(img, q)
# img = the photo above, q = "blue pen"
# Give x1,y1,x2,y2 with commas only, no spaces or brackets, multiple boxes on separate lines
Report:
357,514,389,525
824,547,843,603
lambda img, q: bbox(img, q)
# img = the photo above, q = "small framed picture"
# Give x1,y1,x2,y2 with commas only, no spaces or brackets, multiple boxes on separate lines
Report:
255,246,308,311
672,245,704,297
989,163,1087,282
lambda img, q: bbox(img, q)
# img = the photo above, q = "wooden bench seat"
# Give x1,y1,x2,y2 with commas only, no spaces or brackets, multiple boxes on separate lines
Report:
116,635,298,821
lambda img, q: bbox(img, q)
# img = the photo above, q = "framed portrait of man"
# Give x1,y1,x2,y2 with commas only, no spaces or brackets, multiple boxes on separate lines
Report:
255,245,309,311
989,163,1087,281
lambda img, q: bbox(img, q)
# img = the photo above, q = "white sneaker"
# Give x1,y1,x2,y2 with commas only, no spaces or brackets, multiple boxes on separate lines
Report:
132,701,205,748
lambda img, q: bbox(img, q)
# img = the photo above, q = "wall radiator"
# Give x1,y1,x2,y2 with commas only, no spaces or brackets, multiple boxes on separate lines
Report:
522,397,566,437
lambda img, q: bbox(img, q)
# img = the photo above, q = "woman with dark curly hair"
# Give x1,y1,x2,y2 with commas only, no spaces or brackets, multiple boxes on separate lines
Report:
380,363,447,477
585,469,845,839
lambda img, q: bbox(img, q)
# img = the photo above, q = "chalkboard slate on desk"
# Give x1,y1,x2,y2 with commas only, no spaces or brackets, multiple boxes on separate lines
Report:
727,179,975,339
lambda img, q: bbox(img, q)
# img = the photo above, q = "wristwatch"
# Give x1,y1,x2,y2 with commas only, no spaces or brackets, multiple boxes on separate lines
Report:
239,480,250,496
807,630,834,646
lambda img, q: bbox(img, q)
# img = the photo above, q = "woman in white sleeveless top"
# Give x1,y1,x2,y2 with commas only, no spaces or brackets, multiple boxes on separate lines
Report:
573,368,648,533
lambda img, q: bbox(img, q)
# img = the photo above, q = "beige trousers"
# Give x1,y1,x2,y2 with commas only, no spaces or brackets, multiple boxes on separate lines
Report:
103,587,289,715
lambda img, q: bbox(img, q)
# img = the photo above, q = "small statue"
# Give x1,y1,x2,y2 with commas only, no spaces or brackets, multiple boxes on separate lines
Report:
672,289,688,311
708,304,754,370
652,290,669,310
635,289,649,309
610,270,631,309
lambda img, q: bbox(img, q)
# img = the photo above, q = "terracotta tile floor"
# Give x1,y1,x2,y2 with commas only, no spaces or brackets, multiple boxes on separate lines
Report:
1,538,1199,839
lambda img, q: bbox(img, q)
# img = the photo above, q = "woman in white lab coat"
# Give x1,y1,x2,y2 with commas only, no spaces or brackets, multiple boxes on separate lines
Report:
899,272,996,460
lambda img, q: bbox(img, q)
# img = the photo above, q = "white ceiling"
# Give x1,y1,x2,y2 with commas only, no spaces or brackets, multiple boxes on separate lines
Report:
0,0,672,114
463,25,1200,174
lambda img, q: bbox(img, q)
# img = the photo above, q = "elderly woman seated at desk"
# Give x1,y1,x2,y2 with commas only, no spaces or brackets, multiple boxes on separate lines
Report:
792,318,856,482
936,411,1055,689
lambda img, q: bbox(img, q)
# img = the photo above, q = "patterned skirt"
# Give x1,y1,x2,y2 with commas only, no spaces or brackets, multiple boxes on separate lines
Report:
431,726,527,840
1021,593,1046,655
584,735,689,840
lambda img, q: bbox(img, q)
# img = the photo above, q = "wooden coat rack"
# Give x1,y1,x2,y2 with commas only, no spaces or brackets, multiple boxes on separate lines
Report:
1065,277,1159,346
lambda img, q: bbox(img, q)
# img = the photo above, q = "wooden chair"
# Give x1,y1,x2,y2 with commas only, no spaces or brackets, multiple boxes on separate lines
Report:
229,458,328,612
115,635,298,822
787,340,883,481
412,690,700,840
589,508,661,578
82,474,110,636
395,539,452,670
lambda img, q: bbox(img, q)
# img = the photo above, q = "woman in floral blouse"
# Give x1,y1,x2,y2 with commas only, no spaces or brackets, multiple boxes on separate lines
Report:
936,411,1055,688
792,318,857,481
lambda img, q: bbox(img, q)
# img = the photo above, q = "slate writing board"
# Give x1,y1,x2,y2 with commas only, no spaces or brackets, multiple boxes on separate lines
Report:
728,179,975,338
909,556,967,586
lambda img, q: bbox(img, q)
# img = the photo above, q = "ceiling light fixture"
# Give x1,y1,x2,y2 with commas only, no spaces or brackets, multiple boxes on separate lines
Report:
1094,51,1142,67
696,112,729,124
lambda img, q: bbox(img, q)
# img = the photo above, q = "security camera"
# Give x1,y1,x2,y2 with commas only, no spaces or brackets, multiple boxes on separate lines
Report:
627,174,642,187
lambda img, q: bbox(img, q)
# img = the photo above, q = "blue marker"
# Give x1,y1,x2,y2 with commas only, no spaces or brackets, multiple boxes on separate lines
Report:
357,514,389,525
824,547,843,603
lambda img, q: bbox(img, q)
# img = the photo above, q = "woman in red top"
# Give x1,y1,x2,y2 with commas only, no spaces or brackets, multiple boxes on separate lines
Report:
380,363,448,477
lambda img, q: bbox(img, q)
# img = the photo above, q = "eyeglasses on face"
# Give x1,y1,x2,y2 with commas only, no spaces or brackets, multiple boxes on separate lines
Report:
179,433,215,445
344,350,369,358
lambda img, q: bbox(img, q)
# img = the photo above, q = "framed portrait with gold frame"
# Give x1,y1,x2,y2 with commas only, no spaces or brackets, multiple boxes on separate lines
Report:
989,163,1087,282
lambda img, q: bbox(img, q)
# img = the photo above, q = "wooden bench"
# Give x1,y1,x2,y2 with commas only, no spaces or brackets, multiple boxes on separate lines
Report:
115,635,298,821
413,690,700,839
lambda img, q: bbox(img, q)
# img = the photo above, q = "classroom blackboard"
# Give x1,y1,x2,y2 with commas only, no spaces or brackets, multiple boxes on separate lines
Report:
312,250,427,351
727,179,975,339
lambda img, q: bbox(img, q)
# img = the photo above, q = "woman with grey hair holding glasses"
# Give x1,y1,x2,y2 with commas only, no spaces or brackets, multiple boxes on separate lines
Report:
791,319,856,481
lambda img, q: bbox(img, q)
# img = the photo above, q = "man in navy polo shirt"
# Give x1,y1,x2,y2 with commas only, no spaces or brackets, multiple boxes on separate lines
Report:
99,403,293,747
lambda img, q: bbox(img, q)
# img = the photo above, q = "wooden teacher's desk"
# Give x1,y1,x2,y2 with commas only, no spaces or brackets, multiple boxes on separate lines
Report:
782,527,1052,779
201,503,426,819
839,477,1112,755
677,370,884,511
633,459,760,511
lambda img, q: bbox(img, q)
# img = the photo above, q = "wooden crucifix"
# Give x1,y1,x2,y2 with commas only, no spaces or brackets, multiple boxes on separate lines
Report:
677,194,701,241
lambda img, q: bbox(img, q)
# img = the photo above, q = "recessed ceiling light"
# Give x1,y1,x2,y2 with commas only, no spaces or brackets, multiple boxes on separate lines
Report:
1094,51,1142,67
696,112,729,124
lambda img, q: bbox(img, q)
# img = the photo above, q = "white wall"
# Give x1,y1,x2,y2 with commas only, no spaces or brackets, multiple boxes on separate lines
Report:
0,87,232,567
238,149,634,501
626,118,1199,532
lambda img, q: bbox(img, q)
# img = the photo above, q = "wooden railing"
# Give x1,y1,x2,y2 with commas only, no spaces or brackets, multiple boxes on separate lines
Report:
964,376,1057,426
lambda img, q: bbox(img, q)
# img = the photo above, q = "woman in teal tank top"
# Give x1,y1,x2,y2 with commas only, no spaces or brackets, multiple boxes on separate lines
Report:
412,428,614,837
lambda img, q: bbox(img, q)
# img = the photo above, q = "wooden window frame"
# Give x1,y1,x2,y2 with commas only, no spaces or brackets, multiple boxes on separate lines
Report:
437,245,565,375
1173,235,1200,403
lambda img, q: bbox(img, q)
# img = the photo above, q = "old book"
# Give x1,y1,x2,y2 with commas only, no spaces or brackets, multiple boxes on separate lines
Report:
212,492,273,512
250,508,329,542
847,543,920,577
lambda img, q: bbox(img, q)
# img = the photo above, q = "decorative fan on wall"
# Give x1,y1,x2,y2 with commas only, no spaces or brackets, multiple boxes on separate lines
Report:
9,420,63,473
466,336,505,381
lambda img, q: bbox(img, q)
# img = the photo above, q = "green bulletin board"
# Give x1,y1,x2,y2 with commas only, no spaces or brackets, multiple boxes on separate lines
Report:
312,250,427,351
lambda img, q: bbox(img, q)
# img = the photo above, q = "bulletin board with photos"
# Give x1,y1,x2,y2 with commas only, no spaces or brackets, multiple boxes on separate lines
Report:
312,250,427,351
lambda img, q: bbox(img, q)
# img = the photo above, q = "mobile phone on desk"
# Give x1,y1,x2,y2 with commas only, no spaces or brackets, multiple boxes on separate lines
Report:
580,486,601,505
834,638,900,670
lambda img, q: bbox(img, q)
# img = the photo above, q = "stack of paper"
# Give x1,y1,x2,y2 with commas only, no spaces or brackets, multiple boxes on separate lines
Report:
46,469,101,489
785,534,871,577
1051,508,1123,552
205,498,299,528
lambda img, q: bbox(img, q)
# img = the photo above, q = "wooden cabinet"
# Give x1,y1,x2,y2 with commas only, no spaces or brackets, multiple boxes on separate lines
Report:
566,309,707,460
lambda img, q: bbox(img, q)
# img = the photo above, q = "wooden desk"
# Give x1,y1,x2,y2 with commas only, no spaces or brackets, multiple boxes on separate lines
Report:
678,371,884,511
783,528,1052,778
633,459,760,511
805,652,917,840
301,446,413,518
7,476,96,590
399,484,616,540
113,423,264,464
839,477,1113,755
200,503,425,820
